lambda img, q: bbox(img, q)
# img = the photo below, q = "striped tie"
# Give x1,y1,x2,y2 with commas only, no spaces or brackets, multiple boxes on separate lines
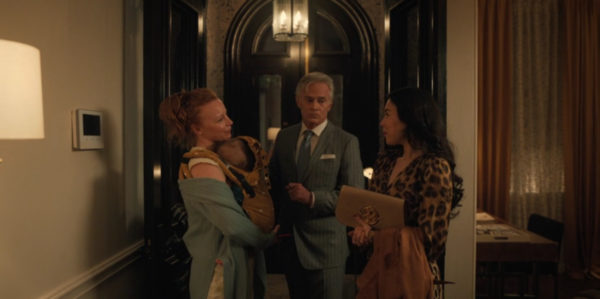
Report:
296,130,314,179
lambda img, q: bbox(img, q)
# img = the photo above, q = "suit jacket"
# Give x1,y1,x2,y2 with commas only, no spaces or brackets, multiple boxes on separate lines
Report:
269,122,364,269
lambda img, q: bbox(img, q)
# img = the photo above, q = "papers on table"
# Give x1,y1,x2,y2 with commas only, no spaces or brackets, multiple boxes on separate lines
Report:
476,212,496,221
477,223,531,242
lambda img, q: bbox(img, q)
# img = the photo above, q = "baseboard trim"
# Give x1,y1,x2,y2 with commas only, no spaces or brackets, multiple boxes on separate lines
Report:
41,240,144,299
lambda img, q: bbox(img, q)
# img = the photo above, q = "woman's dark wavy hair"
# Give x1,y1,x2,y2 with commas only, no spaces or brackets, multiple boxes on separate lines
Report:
387,88,464,215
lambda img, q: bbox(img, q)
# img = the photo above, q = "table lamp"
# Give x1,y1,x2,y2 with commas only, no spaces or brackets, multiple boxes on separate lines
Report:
0,39,45,163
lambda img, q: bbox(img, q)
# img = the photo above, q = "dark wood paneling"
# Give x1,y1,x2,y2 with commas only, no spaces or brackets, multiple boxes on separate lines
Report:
225,0,378,276
143,0,206,297
225,0,379,166
386,0,446,117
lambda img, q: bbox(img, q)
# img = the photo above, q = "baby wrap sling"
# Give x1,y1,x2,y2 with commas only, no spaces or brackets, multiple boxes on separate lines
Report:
179,136,275,233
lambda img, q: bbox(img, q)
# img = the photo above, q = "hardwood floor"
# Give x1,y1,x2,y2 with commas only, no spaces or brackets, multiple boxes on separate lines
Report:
553,274,600,299
265,274,289,299
476,273,600,299
267,273,600,298
265,274,358,299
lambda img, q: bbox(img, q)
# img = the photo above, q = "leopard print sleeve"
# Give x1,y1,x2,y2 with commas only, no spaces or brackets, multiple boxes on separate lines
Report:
417,156,453,261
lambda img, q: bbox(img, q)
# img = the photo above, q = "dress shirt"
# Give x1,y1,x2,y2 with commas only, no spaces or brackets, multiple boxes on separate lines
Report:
296,120,328,160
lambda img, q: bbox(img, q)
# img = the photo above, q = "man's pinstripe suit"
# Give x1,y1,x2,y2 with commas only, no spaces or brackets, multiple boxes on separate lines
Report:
269,121,364,299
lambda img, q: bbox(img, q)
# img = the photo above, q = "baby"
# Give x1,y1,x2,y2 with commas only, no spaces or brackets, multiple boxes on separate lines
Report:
215,136,274,233
216,137,255,172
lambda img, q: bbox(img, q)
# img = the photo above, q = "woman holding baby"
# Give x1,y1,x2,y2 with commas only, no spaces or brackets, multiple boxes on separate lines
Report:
159,88,277,299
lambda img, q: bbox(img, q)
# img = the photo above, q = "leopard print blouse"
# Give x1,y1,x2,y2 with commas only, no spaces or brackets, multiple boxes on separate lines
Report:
368,150,453,299
369,150,453,262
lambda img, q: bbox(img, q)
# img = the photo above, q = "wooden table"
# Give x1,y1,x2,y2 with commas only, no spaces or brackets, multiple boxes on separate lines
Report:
476,212,559,262
476,212,560,298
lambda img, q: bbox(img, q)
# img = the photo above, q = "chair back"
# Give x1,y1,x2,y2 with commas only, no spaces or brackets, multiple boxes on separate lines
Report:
527,213,564,245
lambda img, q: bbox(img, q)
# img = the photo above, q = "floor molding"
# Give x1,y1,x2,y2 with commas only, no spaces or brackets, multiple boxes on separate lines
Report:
41,240,144,299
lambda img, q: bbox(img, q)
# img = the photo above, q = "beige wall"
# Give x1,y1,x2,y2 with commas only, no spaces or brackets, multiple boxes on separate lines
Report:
445,0,477,297
0,1,144,298
0,0,475,297
206,0,245,97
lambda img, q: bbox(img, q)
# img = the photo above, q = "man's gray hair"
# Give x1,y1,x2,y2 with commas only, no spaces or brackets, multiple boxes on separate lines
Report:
295,72,334,100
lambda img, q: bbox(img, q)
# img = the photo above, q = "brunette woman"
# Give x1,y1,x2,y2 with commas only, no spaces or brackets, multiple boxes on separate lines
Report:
350,88,463,299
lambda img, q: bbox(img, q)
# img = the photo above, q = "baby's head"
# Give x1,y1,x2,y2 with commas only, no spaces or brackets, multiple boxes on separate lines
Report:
216,137,255,172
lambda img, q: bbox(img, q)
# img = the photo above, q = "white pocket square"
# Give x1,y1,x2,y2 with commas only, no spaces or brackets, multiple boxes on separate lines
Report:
320,154,336,160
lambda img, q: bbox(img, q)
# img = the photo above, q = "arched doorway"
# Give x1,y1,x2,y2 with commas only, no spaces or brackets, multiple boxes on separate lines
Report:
224,0,379,166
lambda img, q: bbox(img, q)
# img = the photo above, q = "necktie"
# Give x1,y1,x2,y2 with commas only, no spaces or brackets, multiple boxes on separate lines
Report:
297,130,314,179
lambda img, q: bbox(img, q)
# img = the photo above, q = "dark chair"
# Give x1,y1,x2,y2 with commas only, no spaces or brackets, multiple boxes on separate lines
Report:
526,213,563,299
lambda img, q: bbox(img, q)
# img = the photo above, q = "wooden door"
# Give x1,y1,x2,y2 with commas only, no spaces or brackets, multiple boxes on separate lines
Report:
225,0,378,275
143,0,206,298
225,0,379,166
386,0,446,116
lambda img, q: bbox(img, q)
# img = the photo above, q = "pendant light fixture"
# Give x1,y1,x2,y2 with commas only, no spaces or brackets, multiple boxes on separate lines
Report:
272,0,308,42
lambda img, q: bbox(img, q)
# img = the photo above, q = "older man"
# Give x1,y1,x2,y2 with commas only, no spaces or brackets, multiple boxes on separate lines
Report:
269,72,364,299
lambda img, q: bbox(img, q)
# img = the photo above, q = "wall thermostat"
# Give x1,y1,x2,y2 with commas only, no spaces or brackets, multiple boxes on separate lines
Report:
72,109,104,150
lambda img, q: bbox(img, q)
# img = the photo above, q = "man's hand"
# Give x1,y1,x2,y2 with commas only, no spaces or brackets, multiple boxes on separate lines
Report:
285,182,312,205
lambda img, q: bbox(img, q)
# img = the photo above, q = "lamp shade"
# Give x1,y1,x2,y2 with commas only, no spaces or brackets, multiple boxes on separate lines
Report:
0,39,44,139
267,127,281,141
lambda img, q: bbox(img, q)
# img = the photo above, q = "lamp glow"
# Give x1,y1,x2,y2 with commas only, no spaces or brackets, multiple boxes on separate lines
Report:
279,10,288,30
273,0,308,42
0,39,44,139
267,127,281,141
293,11,302,31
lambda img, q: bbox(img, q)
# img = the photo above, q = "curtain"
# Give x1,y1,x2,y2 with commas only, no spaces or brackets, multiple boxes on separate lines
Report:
563,0,600,279
477,0,513,219
509,0,563,229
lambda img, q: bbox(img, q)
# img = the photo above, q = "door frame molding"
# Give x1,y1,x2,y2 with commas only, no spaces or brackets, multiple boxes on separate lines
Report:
225,0,378,89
